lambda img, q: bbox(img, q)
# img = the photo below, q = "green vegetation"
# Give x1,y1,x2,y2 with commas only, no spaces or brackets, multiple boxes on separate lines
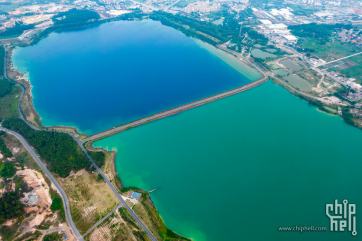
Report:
0,84,19,119
2,118,92,177
0,46,4,77
0,78,12,98
89,151,105,168
132,230,146,241
342,107,355,126
43,232,63,241
0,83,20,120
0,136,12,157
298,37,357,58
119,207,139,229
149,11,267,50
288,4,319,16
0,162,16,178
140,193,191,241
0,192,24,224
0,23,35,39
51,196,65,222
29,10,144,45
50,197,63,211
52,9,100,25
44,173,66,222
175,0,193,8
289,23,352,40
97,173,103,181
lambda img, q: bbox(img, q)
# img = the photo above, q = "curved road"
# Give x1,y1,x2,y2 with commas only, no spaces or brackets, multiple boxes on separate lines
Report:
3,49,158,241
0,125,83,240
3,50,82,240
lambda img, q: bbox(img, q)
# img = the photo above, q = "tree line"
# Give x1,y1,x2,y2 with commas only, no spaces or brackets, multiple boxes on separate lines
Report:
149,11,268,51
288,23,353,40
0,23,35,39
0,175,31,224
89,151,105,168
0,79,12,98
0,162,16,178
2,118,93,177
0,134,12,158
52,9,100,25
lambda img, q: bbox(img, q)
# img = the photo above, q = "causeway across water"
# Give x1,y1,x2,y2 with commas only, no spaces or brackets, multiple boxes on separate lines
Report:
82,50,269,143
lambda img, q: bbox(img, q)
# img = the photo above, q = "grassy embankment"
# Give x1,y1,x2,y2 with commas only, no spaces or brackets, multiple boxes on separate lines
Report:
85,142,191,241
84,207,148,241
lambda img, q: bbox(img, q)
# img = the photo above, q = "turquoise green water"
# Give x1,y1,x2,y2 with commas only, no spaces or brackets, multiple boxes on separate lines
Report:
94,81,362,241
12,20,259,134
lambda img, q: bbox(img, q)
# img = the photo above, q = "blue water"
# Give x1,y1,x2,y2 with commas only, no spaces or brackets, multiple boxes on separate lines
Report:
12,20,260,134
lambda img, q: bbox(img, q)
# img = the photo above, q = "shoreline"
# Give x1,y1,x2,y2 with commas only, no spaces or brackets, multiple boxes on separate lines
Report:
7,19,254,240
9,47,89,139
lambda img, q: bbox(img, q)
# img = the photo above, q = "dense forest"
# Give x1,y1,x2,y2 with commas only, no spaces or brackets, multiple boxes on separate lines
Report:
89,151,105,168
52,9,100,25
0,192,24,223
288,23,353,40
29,10,143,45
149,11,268,50
0,79,12,98
0,23,35,39
0,175,31,224
0,162,16,178
0,46,4,77
2,118,92,177
0,136,12,158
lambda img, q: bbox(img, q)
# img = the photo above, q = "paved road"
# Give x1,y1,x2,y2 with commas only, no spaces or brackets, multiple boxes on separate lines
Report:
39,227,63,241
76,136,158,240
0,126,83,241
228,46,346,105
3,49,158,241
82,203,123,238
0,27,47,42
164,0,180,10
316,51,362,67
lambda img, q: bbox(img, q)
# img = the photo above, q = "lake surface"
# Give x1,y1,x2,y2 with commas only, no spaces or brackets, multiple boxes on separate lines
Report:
13,18,362,241
212,18,223,25
12,20,260,134
251,48,277,59
95,81,362,241
285,74,313,91
280,58,302,71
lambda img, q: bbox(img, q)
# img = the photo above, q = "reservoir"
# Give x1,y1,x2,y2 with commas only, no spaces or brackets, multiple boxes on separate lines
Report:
12,20,260,134
12,19,362,241
95,81,362,241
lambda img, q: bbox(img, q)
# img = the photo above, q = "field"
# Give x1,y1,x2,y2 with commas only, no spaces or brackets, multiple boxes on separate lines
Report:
288,4,319,16
298,38,362,83
84,208,141,241
57,170,120,235
298,38,362,59
132,203,160,239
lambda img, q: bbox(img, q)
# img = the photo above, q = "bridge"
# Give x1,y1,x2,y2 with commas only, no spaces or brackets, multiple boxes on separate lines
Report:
82,50,269,143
